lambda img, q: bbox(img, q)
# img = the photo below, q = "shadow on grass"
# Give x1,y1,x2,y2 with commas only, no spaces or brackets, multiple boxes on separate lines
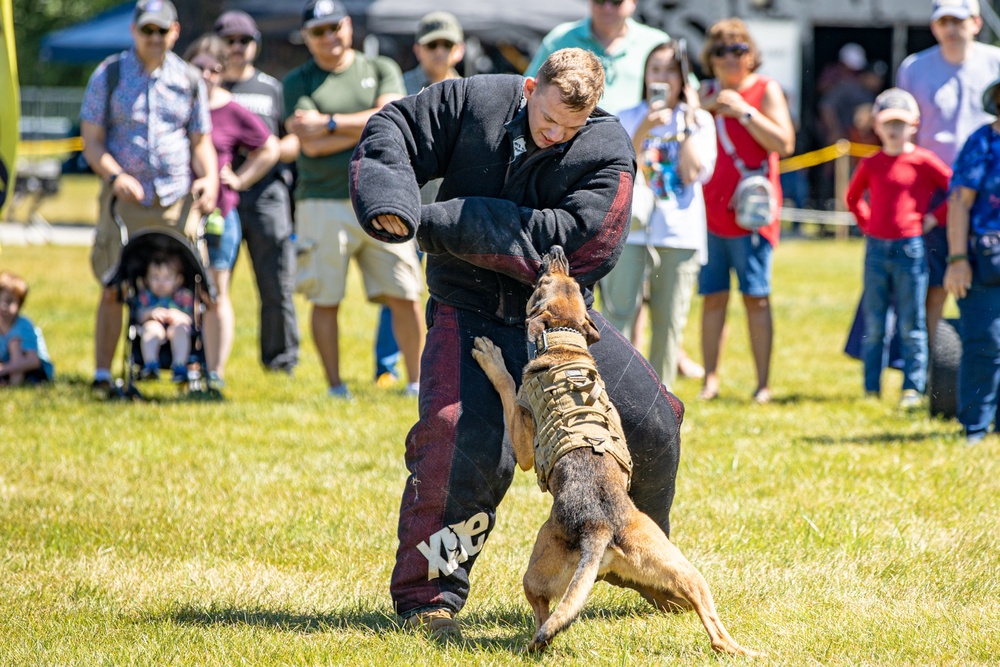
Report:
161,599,660,654
802,429,961,446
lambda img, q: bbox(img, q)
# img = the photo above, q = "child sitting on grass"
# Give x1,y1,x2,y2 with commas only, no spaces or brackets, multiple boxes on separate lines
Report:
845,88,951,410
137,253,194,383
0,271,54,386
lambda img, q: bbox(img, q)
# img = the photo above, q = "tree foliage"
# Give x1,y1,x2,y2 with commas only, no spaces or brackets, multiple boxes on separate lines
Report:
14,0,124,85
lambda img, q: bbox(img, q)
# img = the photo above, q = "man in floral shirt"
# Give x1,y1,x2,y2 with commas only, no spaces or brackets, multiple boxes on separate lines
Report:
80,0,218,397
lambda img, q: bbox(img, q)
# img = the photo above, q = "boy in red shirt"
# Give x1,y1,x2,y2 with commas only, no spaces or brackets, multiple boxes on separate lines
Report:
846,88,951,408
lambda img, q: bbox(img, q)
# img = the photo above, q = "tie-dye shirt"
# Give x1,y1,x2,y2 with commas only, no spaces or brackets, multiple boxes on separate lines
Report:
81,48,212,207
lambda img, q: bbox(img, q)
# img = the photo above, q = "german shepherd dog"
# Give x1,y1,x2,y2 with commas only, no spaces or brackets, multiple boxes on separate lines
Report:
471,246,759,656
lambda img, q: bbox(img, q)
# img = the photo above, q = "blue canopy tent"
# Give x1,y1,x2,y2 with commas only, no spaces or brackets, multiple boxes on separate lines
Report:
39,2,133,64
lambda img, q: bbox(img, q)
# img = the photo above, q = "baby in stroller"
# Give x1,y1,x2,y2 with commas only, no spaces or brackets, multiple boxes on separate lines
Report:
103,224,216,399
136,252,195,384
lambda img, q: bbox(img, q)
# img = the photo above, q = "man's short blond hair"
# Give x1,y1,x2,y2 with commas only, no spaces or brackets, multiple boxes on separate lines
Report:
535,47,605,112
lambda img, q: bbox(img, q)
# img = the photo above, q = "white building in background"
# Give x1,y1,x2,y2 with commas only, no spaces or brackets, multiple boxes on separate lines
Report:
637,0,1000,122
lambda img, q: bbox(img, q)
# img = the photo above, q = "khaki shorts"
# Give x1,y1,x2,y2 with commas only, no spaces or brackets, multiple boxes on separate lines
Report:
90,185,201,283
294,198,424,307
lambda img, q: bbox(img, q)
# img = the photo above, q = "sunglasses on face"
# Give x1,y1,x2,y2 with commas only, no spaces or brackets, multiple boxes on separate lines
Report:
308,23,342,38
592,0,625,5
423,39,455,51
225,35,253,46
139,25,169,37
711,42,750,58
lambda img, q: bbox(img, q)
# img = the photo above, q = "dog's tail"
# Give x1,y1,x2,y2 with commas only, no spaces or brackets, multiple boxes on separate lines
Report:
530,525,612,650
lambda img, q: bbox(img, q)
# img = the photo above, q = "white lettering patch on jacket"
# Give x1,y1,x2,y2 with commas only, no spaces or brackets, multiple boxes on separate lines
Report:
416,512,490,579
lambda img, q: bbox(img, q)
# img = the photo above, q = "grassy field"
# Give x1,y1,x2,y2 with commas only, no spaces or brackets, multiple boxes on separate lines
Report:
0,240,997,666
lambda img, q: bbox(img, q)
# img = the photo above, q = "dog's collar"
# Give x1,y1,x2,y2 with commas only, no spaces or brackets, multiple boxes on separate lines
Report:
534,327,588,355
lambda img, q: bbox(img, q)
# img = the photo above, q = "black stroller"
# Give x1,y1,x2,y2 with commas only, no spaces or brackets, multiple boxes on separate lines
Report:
102,198,216,400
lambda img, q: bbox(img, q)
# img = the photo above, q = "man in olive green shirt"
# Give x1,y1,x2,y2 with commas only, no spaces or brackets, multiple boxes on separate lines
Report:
284,0,425,399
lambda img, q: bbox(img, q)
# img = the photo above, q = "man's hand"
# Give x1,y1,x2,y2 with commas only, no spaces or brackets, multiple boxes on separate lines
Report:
944,260,973,300
111,172,144,203
286,110,331,139
371,214,410,238
191,176,217,214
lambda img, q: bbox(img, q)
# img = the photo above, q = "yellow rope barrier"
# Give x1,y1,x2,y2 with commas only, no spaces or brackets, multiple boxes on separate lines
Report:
779,139,880,173
16,136,882,173
16,136,83,156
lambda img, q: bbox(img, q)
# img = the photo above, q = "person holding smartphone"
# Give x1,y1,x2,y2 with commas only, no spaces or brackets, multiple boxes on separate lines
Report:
600,41,717,391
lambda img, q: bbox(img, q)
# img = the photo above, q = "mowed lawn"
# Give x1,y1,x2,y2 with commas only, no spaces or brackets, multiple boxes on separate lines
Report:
0,239,997,666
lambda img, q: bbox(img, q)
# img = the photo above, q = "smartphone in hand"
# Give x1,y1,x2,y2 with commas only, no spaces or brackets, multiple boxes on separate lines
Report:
649,82,670,107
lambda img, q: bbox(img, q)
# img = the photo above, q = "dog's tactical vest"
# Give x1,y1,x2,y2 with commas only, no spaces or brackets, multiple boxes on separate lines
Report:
517,354,633,493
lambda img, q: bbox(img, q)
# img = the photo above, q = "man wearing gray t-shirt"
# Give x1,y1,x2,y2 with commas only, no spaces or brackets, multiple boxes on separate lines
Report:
896,0,1000,347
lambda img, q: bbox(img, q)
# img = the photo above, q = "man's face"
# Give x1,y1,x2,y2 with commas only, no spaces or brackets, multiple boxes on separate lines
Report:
302,17,352,68
413,38,464,79
132,22,180,64
590,0,635,33
223,33,258,72
524,78,593,149
930,14,982,48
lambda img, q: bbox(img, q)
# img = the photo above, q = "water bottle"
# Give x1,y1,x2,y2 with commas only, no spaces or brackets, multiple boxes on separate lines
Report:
204,208,224,247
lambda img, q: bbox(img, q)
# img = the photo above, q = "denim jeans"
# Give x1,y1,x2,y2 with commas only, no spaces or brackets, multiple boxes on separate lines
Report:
957,282,1000,437
861,236,928,394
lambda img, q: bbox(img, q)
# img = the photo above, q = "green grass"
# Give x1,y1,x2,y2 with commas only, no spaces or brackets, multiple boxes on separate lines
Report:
1,240,998,666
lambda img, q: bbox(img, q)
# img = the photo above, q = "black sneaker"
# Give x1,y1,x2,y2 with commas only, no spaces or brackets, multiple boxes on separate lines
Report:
91,378,125,400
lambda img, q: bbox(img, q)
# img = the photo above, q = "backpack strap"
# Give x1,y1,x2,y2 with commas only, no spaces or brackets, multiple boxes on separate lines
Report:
103,54,121,129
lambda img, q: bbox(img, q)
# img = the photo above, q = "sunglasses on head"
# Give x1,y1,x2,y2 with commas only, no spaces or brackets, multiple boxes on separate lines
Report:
592,0,625,5
308,22,342,38
423,39,455,51
139,25,169,37
225,35,253,46
711,42,750,58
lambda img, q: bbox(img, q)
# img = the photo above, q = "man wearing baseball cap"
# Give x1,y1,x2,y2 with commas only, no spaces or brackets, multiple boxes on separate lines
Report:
369,11,466,390
845,87,951,409
213,10,301,376
80,0,218,398
283,0,425,400
896,0,1000,350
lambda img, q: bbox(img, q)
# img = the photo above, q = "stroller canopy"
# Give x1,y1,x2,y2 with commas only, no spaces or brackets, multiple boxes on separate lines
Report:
104,227,216,304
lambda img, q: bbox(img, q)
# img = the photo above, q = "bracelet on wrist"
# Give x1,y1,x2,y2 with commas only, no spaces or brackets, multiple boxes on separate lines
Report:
946,253,969,264
108,171,122,186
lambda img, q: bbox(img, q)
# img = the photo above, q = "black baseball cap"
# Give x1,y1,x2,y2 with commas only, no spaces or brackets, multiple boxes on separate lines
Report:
214,10,260,40
302,0,347,29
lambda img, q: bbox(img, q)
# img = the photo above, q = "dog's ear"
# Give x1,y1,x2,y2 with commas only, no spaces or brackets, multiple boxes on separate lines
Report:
582,312,601,346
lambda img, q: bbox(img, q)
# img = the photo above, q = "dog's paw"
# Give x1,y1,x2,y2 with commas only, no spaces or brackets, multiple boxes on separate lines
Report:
472,337,504,371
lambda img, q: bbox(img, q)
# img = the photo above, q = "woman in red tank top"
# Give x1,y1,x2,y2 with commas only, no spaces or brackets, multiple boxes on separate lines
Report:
697,18,795,404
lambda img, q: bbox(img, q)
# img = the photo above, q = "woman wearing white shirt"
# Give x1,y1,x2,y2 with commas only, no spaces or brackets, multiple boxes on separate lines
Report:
601,41,717,391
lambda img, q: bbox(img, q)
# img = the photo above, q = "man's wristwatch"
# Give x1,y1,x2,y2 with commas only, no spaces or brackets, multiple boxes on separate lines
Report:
326,116,338,134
